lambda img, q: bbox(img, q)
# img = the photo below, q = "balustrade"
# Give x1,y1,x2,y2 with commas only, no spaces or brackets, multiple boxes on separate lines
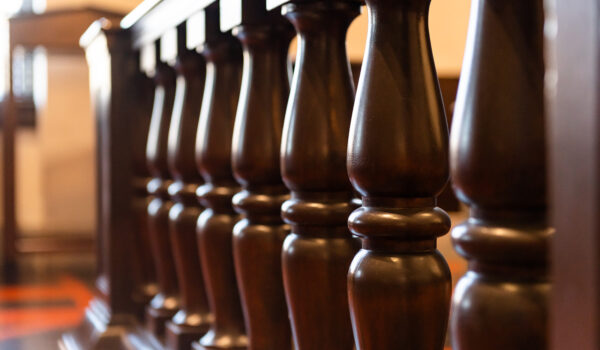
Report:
68,0,585,348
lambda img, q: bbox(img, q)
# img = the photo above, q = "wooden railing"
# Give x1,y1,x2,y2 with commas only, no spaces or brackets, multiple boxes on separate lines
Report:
60,0,599,349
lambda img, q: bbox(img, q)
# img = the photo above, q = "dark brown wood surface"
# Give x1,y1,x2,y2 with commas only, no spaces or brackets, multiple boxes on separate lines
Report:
61,19,162,350
546,0,600,349
278,1,361,349
145,42,180,339
192,4,247,350
346,0,452,349
130,67,158,320
225,1,294,349
449,0,551,349
164,25,212,350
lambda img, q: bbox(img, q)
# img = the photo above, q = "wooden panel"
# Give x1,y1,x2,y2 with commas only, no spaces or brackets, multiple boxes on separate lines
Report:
546,0,600,349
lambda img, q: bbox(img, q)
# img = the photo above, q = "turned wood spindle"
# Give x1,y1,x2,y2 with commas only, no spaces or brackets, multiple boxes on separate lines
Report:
221,1,294,349
346,1,452,349
192,4,247,350
145,39,180,338
449,0,551,349
131,68,159,319
273,1,361,348
163,25,213,350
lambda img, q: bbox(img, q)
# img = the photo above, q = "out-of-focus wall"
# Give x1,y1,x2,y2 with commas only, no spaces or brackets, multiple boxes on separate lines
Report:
16,0,139,234
45,0,140,13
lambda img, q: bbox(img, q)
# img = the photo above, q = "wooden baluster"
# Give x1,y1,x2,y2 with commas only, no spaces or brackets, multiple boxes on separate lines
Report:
220,1,294,349
131,68,159,319
269,0,361,348
145,39,180,339
164,25,212,350
449,0,551,349
191,4,247,350
346,1,451,349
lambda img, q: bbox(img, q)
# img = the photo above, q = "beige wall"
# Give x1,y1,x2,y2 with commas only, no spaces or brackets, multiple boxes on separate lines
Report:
45,0,140,13
290,1,471,77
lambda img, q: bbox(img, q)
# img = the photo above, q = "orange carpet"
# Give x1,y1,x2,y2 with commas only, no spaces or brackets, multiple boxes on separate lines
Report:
0,275,92,341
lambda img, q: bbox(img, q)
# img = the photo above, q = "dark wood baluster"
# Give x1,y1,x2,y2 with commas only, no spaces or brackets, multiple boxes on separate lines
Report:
221,1,294,349
192,4,247,350
164,25,212,350
346,1,451,349
449,0,551,349
348,0,451,350
145,40,180,339
273,1,361,348
131,69,159,319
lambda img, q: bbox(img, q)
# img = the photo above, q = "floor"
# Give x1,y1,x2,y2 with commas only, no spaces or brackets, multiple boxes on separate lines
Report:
0,254,94,350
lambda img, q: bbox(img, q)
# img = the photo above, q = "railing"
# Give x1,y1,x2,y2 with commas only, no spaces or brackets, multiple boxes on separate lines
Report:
60,0,598,349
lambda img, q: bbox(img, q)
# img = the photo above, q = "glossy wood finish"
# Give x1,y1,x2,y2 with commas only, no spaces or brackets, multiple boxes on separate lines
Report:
130,69,159,320
62,19,162,350
346,1,451,349
192,4,247,350
277,1,360,349
545,0,600,349
222,1,294,349
449,0,551,349
164,26,212,350
145,42,180,339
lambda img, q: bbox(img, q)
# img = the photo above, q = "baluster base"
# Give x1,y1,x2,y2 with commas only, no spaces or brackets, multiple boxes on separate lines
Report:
146,306,177,341
165,319,209,350
191,342,246,350
59,298,162,350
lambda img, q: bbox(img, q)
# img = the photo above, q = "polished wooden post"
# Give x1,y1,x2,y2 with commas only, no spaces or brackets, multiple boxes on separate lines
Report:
346,0,452,349
221,1,294,349
61,19,162,350
450,0,551,349
130,64,159,319
144,38,180,339
268,0,361,348
164,24,212,350
191,4,247,350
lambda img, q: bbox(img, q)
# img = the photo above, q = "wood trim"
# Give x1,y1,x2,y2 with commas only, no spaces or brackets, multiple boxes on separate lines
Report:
124,0,216,49
16,235,94,255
